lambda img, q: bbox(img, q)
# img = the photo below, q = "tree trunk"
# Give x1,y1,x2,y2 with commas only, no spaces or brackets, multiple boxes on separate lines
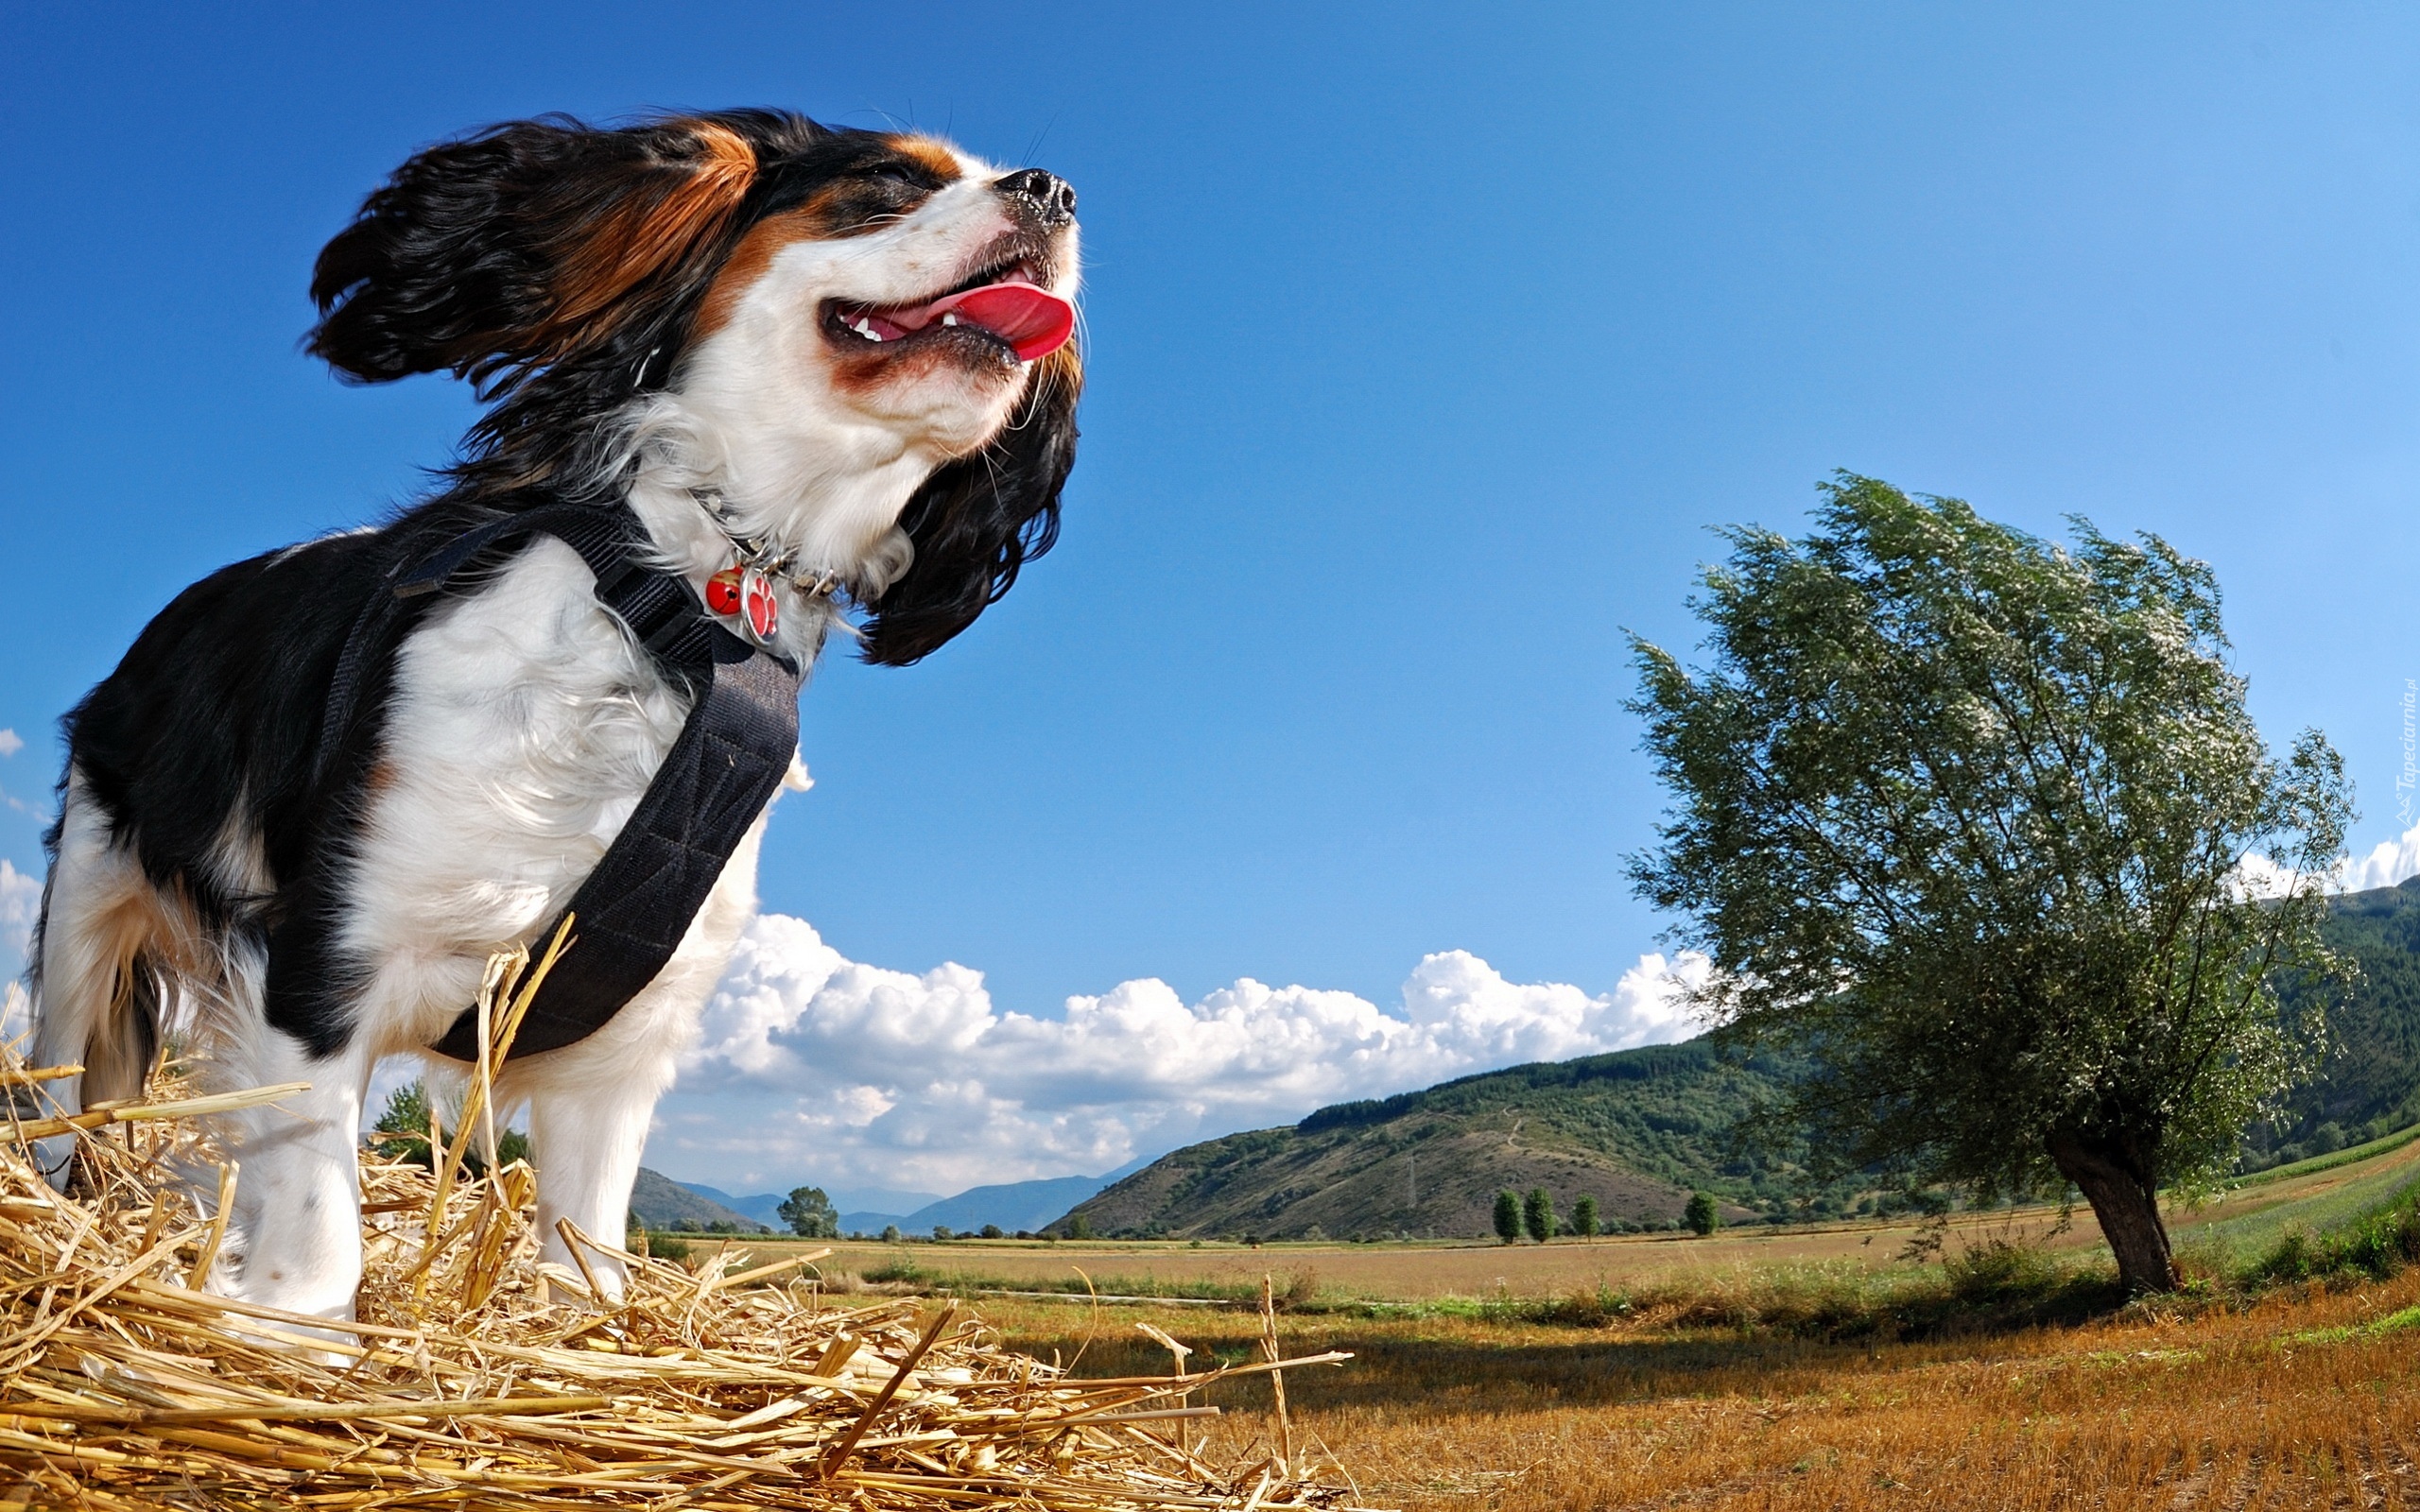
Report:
2047,1131,2175,1294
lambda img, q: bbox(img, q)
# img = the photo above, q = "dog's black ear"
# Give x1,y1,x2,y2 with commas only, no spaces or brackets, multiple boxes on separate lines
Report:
307,115,757,398
860,347,1083,666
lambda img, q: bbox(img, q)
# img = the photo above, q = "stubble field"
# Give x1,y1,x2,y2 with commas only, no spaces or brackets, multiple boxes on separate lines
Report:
672,1134,2420,1506
975,1274,2420,1509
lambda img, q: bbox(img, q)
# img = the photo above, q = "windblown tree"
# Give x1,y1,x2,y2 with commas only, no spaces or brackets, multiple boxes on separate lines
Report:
1629,476,2351,1293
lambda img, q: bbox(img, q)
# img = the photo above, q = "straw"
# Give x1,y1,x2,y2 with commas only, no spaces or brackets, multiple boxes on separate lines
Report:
0,944,1375,1510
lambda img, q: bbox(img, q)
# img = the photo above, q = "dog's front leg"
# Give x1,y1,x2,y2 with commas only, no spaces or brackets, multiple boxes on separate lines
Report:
212,1042,374,1329
524,1029,683,1302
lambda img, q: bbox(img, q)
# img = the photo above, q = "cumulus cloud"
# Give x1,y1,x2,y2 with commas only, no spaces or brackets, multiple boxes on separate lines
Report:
2236,820,2420,902
0,861,39,983
651,913,1708,1195
2337,823,2420,892
0,857,1707,1199
0,730,22,758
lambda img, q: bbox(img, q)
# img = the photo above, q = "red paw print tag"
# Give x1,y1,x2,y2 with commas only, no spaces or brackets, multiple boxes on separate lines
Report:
739,566,780,644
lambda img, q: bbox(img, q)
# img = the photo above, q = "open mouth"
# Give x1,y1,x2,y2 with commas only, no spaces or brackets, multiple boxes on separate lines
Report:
822,252,1076,366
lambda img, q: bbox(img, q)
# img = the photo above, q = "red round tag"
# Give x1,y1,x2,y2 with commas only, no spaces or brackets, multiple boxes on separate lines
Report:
705,566,745,617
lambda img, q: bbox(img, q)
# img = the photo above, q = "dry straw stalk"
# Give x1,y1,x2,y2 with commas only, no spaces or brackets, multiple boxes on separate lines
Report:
0,936,1373,1509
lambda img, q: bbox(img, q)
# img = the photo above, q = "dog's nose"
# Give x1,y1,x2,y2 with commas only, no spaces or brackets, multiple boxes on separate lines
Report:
997,168,1077,226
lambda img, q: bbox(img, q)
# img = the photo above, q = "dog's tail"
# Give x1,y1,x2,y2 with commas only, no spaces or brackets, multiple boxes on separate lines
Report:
25,794,168,1187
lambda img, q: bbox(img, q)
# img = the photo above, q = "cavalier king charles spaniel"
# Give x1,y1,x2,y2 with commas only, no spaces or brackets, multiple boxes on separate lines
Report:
25,111,1080,1324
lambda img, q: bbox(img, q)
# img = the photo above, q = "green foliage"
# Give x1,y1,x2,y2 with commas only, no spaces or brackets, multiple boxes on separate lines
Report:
625,1216,692,1263
1067,1213,1092,1241
776,1185,838,1238
2251,878,2420,1170
1571,1194,1600,1237
2248,1183,2420,1286
1493,1190,1522,1244
1522,1187,1556,1243
1629,475,2352,1290
370,1081,437,1167
1685,1191,1720,1236
879,1224,903,1244
370,1079,527,1176
979,1224,1004,1239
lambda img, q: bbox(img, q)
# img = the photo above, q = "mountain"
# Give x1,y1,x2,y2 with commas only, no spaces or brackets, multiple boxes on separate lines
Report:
676,1183,944,1231
683,1174,1133,1237
627,1169,769,1232
838,1177,1117,1238
826,1186,947,1215
896,1175,1117,1235
676,1185,789,1228
2253,875,2420,1167
1055,1040,1815,1241
838,1208,918,1235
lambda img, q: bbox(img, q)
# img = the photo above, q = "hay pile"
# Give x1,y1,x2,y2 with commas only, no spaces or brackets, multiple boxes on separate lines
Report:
0,946,1370,1509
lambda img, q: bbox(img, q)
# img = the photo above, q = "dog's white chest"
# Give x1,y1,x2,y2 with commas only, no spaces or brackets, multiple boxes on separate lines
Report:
337,540,697,1041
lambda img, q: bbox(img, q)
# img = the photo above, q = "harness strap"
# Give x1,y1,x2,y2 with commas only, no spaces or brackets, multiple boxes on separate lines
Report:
324,501,803,1063
428,626,800,1060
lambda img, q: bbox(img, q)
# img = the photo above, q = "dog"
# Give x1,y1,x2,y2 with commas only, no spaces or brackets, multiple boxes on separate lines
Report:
25,110,1081,1322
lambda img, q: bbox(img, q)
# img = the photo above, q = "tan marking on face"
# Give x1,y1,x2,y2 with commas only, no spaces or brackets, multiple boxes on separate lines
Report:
690,208,826,343
886,134,966,181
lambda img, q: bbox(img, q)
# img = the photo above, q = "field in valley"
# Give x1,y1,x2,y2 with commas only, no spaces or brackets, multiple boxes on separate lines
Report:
709,1123,2420,1306
648,1132,2420,1507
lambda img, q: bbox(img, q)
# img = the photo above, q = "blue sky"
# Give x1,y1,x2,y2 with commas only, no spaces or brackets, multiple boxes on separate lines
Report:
7,5,2420,1192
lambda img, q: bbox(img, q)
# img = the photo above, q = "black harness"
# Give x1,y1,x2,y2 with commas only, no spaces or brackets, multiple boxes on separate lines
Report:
326,501,804,1063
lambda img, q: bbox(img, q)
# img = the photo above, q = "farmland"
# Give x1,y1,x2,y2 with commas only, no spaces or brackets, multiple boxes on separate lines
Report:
710,1121,2420,1304
673,1131,2420,1507
982,1273,2420,1509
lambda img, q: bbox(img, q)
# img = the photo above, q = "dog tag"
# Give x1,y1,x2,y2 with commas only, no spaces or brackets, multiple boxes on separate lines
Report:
739,566,780,644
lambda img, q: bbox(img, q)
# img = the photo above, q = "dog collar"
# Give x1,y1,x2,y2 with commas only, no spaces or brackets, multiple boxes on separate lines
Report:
689,490,842,646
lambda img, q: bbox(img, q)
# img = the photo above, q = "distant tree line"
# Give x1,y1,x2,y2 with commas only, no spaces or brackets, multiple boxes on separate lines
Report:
1488,1187,1722,1242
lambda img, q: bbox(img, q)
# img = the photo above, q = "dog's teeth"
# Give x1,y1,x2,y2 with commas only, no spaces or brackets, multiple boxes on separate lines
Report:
942,313,959,327
852,318,882,340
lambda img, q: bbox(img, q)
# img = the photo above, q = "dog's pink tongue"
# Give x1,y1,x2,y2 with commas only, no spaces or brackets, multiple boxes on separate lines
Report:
907,283,1076,362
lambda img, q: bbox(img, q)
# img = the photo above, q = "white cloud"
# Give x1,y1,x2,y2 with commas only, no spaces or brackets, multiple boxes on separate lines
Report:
2337,822,2420,892
0,730,22,758
653,912,1707,1196
0,857,1706,1201
0,860,39,984
2236,820,2420,902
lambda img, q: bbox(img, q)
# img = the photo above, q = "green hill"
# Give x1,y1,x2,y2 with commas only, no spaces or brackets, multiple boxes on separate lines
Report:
1058,877,2420,1241
627,1168,769,1233
1056,1041,1859,1242
2252,875,2420,1168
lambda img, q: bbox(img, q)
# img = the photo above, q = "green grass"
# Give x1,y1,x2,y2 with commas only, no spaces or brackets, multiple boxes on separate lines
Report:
2183,1157,2420,1270
2225,1120,2420,1190
2282,1301,2420,1346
